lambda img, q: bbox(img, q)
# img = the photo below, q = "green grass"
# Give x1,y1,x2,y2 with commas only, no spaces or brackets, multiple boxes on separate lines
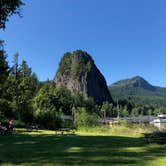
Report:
0,126,166,166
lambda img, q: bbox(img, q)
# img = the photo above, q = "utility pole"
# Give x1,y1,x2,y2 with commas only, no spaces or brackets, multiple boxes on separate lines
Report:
72,105,76,128
117,98,120,120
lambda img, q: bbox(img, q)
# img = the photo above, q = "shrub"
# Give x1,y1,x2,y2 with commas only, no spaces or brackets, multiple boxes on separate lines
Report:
34,109,63,130
0,98,13,119
14,120,26,128
76,107,99,128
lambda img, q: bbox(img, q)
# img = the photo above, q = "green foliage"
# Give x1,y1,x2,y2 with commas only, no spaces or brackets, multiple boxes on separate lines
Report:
8,58,40,121
33,83,74,129
0,54,40,122
131,107,139,117
101,101,113,117
72,50,94,78
34,82,57,111
34,109,63,130
14,120,26,128
0,0,24,29
58,50,94,79
73,93,100,115
56,87,73,114
109,76,166,116
1,46,166,129
73,93,85,107
0,41,10,119
34,83,73,115
58,52,72,74
0,41,9,85
76,107,99,127
0,98,12,120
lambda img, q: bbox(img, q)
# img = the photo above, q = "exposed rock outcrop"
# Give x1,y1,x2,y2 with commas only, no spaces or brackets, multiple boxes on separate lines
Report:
54,50,113,104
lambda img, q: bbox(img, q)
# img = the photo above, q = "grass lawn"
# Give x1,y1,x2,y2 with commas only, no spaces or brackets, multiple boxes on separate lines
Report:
0,127,166,166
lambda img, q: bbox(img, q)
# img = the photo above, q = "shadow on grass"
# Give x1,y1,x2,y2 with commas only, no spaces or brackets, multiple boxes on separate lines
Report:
144,131,166,144
0,133,166,166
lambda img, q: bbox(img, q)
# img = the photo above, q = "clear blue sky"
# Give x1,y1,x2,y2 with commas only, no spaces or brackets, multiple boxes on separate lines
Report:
1,0,166,86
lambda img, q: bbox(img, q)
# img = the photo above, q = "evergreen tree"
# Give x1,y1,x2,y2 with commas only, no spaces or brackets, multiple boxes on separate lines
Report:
7,54,39,122
0,40,10,120
0,40,9,89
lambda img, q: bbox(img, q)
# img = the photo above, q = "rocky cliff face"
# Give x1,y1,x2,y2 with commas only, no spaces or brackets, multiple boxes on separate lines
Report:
54,50,113,104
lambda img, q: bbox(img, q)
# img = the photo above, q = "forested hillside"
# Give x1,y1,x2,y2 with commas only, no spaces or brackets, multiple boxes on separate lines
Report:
109,76,166,115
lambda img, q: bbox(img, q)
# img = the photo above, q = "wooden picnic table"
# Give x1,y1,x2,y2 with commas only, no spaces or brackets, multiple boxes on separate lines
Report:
26,124,39,132
55,128,75,135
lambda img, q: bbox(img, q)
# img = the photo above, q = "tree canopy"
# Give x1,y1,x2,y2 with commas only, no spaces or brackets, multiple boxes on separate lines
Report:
0,0,24,29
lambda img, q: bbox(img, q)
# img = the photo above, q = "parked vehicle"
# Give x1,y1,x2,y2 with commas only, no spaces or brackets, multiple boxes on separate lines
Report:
150,114,166,124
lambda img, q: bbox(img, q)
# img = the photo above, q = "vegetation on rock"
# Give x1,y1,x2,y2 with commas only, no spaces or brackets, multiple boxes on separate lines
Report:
55,50,113,104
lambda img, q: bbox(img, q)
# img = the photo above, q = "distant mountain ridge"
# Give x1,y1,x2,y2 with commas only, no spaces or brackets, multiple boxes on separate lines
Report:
109,76,166,97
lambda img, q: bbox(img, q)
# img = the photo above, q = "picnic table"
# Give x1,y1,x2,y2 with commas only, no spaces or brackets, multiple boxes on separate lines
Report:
26,124,39,132
55,128,75,135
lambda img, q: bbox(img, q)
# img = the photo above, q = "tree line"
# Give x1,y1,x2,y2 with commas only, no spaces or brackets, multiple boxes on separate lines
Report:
0,1,165,129
1,41,165,130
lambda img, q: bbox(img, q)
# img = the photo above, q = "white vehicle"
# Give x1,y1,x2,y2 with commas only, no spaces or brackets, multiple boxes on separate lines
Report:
150,114,166,124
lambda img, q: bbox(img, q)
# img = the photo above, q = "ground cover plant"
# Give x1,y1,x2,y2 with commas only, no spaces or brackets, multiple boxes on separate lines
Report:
0,125,166,166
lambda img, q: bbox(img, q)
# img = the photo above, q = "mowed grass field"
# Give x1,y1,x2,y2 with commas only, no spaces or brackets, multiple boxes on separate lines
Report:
0,126,166,166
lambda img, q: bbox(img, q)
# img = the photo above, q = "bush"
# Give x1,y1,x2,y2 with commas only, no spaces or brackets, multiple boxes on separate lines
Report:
14,120,26,128
34,109,63,130
76,107,99,128
0,98,13,119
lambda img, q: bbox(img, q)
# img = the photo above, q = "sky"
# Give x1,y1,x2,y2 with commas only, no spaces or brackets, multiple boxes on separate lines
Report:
1,0,166,86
